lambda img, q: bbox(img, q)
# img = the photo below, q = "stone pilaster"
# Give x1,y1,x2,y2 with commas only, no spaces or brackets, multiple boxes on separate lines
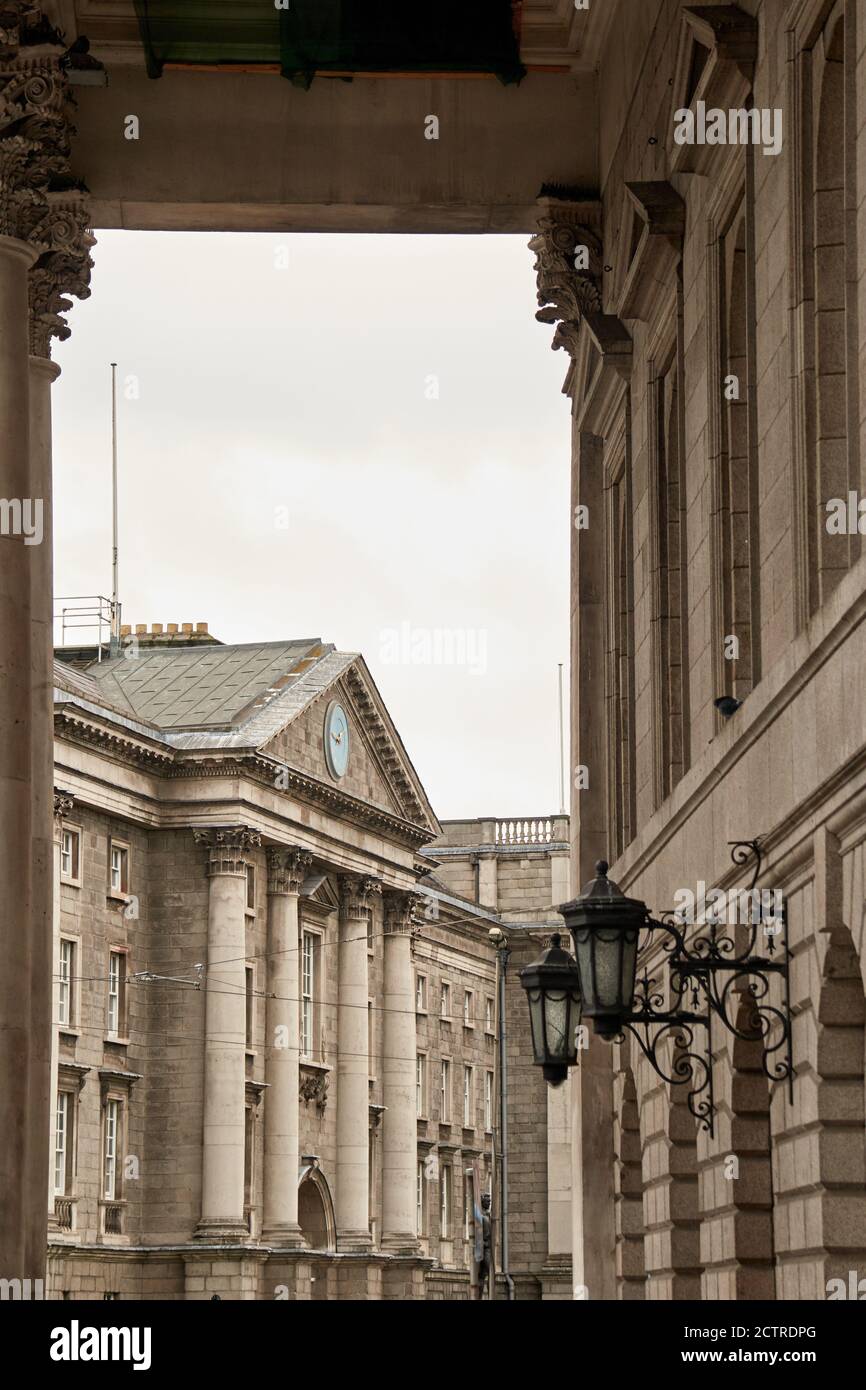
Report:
193,827,261,1241
336,875,381,1250
262,845,312,1246
380,891,422,1253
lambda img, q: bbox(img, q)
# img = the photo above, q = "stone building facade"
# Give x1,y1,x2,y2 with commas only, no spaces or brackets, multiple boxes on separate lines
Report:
46,628,504,1300
426,817,574,1299
543,0,866,1301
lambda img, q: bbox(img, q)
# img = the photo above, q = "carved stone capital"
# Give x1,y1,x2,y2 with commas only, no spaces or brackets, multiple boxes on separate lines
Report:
266,845,312,897
339,875,382,920
382,889,424,937
529,195,603,358
193,826,262,877
53,790,73,822
299,1066,329,1113
0,4,94,356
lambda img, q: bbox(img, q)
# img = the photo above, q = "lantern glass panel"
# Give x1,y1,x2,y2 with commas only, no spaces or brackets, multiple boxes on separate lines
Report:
528,992,545,1065
544,992,569,1059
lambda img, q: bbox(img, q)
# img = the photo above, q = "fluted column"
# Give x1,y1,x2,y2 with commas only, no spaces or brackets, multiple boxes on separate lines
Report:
381,892,421,1253
336,875,381,1249
193,827,261,1240
262,845,312,1245
0,5,94,1280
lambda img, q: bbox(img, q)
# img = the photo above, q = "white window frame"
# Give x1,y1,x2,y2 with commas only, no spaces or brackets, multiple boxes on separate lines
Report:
485,1070,494,1132
106,949,127,1040
463,1065,474,1129
54,1089,73,1197
60,823,82,887
416,1160,426,1236
300,928,319,1060
108,839,129,898
440,980,451,1020
103,1097,120,1201
245,963,255,1052
440,1163,452,1238
415,973,427,1013
440,1057,451,1124
463,989,475,1028
58,936,77,1029
416,1052,428,1118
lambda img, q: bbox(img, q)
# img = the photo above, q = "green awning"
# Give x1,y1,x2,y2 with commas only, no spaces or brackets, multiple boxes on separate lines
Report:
133,1,526,87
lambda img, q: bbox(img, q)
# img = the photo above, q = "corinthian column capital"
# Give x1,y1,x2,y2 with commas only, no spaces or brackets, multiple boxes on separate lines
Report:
528,194,603,358
0,4,96,356
193,826,262,877
339,875,382,920
266,845,312,897
382,890,424,937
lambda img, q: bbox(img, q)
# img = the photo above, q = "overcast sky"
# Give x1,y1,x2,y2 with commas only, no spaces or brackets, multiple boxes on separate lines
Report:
52,231,570,821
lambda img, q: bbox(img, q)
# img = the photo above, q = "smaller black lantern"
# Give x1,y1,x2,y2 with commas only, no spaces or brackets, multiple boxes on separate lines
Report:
559,862,648,1041
518,934,582,1086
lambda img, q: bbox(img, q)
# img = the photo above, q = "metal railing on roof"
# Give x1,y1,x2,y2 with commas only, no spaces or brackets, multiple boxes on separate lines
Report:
54,596,120,661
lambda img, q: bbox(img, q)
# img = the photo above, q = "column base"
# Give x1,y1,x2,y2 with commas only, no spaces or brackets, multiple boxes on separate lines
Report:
380,1232,420,1255
337,1229,373,1253
194,1219,250,1244
260,1222,307,1250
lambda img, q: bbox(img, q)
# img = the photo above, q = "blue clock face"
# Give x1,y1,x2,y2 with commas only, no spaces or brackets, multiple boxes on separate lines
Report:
324,701,350,779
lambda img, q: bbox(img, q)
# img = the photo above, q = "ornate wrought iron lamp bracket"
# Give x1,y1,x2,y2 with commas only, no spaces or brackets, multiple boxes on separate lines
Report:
612,840,793,1135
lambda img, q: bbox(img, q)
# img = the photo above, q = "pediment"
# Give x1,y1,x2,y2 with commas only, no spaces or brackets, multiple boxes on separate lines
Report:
667,5,758,176
260,657,439,839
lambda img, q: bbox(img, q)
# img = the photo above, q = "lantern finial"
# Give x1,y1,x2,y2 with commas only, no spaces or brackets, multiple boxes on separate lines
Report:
596,860,609,876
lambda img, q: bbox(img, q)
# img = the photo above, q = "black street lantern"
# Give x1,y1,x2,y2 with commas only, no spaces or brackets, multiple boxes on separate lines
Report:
518,934,582,1086
558,861,648,1041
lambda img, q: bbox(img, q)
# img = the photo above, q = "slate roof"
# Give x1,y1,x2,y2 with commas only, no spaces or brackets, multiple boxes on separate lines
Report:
76,639,330,732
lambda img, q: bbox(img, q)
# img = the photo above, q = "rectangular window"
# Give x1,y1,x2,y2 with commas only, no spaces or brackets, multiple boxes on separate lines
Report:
463,1065,474,1128
368,999,375,1079
244,1106,255,1220
440,981,451,1020
109,841,129,896
440,1164,451,1238
301,930,316,1059
440,1058,451,1123
58,938,75,1027
416,1053,427,1117
485,996,494,1033
107,951,126,1039
54,1090,72,1196
415,974,427,1012
463,990,474,1027
245,863,255,915
245,966,255,1050
103,1098,119,1200
417,1160,426,1236
60,827,80,884
464,1170,475,1241
485,1070,494,1132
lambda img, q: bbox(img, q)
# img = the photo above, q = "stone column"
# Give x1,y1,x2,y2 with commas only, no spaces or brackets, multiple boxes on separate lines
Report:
46,793,73,1229
336,876,380,1249
262,845,311,1245
380,891,421,1252
0,6,94,1280
193,827,261,1240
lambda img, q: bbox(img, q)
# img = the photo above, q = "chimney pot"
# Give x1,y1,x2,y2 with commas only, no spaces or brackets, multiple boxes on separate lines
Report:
120,624,131,637
182,623,193,633
151,623,163,635
167,623,178,634
196,622,208,634
135,624,146,635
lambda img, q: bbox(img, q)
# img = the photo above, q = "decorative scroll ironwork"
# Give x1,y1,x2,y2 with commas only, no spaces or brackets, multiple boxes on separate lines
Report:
613,838,793,1132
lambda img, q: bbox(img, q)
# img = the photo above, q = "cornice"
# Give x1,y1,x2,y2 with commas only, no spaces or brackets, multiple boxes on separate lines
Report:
342,664,434,833
54,706,435,849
